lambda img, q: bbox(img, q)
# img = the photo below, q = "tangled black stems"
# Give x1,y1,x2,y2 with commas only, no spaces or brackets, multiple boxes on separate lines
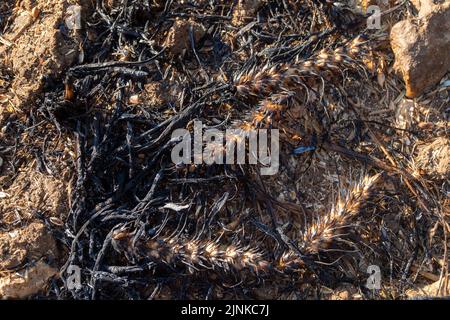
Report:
234,35,371,99
146,237,271,274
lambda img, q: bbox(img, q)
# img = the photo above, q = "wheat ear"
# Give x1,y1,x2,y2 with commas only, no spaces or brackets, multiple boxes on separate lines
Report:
234,35,370,99
301,173,381,254
147,237,270,273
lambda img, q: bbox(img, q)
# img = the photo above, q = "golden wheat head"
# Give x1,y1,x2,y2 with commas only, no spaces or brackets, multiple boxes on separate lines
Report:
301,172,381,254
147,237,270,273
234,35,371,99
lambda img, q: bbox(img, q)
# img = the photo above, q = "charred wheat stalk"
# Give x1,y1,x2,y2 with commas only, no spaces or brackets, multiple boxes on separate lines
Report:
301,173,381,254
234,35,371,99
146,237,270,274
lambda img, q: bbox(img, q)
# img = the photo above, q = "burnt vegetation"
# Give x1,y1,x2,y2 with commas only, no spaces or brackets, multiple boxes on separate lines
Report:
0,0,448,300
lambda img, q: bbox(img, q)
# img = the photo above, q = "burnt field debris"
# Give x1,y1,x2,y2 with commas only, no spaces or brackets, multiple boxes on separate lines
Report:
0,0,449,300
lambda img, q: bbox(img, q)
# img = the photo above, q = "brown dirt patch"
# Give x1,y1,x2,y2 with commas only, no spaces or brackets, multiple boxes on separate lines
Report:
0,0,83,113
163,18,206,56
0,260,57,299
0,167,70,225
0,222,58,299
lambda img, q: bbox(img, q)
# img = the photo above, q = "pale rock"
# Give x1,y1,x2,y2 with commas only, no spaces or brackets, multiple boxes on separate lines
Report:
390,1,450,97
